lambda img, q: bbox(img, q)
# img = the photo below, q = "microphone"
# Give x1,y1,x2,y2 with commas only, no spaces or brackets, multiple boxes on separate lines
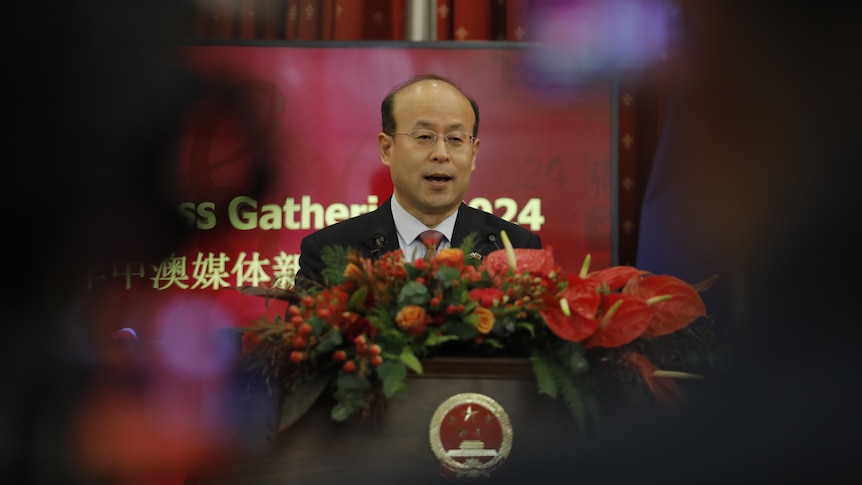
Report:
484,228,501,250
371,232,386,259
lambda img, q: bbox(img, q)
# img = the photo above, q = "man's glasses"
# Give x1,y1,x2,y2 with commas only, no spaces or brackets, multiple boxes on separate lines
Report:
387,129,475,149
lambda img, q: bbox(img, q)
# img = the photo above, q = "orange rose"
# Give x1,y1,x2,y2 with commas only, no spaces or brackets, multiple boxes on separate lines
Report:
473,307,495,334
434,248,464,269
395,304,428,336
343,262,364,280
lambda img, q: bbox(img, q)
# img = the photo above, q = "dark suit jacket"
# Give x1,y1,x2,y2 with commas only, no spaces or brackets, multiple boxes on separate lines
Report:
296,197,542,287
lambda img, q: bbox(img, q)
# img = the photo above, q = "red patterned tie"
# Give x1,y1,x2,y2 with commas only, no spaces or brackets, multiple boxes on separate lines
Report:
418,230,445,257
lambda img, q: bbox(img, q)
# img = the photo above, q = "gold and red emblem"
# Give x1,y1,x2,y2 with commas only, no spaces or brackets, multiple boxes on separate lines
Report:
429,393,513,479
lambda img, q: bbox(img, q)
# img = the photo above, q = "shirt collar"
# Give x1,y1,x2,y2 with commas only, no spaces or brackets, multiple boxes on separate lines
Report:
390,196,458,247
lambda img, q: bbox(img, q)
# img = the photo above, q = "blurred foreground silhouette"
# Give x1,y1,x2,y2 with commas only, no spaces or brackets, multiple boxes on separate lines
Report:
4,2,275,484
508,2,862,483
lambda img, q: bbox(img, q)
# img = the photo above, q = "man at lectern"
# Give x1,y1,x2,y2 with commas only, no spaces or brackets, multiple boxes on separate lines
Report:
296,73,542,287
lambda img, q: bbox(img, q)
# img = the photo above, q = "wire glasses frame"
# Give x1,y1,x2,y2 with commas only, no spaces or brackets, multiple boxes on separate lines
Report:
387,129,475,149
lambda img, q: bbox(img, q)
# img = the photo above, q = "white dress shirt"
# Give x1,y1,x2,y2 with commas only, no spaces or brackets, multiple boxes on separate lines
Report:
390,196,457,261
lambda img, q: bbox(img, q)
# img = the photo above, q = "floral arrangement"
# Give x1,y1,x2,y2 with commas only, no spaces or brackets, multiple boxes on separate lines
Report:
239,232,715,432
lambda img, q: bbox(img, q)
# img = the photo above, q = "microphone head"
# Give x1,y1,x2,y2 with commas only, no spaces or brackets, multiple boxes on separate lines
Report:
482,226,501,250
372,230,387,252
482,226,498,242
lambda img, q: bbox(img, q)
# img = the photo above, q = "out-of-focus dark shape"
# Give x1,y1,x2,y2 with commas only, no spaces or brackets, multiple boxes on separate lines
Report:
4,1,275,484
506,2,861,483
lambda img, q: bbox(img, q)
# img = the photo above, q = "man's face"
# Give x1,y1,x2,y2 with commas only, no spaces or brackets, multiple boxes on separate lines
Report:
378,80,480,225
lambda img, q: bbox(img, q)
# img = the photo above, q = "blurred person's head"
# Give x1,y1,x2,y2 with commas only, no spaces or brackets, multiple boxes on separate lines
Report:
378,74,481,228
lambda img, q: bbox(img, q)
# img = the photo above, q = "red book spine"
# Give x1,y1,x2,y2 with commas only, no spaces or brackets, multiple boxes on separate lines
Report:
296,0,321,40
491,0,506,40
363,0,394,40
192,5,211,39
260,0,282,40
285,0,298,39
436,0,452,40
239,0,257,39
390,0,405,41
452,0,492,41
319,0,335,40
505,0,529,41
212,0,237,39
334,0,362,40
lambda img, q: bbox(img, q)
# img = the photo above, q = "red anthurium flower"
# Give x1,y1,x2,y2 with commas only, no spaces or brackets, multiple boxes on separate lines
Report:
542,306,598,342
583,294,652,349
561,274,602,320
624,275,707,338
588,265,649,291
540,276,601,342
623,352,684,408
483,247,557,277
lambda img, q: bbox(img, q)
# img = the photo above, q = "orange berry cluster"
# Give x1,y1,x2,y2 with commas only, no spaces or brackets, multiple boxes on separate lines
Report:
499,273,557,316
336,334,383,373
283,297,318,362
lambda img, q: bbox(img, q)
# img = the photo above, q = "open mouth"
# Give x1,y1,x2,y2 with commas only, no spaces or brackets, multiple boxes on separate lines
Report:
425,175,451,183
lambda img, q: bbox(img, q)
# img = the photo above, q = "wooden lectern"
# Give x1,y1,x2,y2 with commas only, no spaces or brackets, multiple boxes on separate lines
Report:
190,357,580,484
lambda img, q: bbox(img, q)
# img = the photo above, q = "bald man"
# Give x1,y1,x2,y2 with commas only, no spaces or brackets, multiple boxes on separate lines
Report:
296,74,541,287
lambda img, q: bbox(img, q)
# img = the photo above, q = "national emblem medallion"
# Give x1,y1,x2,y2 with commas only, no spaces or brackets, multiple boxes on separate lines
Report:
429,393,513,479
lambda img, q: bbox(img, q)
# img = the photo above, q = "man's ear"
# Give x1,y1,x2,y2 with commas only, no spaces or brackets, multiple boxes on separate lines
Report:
378,132,392,167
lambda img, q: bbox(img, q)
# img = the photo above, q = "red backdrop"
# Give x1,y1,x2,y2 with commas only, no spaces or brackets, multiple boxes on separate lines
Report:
87,44,613,332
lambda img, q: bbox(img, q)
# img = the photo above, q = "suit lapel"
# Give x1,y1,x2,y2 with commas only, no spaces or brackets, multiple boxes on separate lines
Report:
452,203,482,247
360,198,399,258
453,204,501,259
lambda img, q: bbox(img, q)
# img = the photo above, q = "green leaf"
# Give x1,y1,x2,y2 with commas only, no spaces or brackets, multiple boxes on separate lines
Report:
336,373,371,393
331,372,371,422
315,328,343,355
278,373,333,432
376,360,409,398
320,246,349,286
382,374,408,398
567,350,589,375
460,232,479,259
398,281,430,306
516,322,536,338
447,319,479,340
461,299,478,313
376,359,407,380
399,346,423,374
493,315,518,335
530,349,599,435
435,265,461,283
330,402,355,422
530,351,559,399
404,263,421,280
557,341,589,375
348,286,369,312
584,392,602,434
550,364,597,435
482,338,505,349
424,333,459,347
463,311,479,327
